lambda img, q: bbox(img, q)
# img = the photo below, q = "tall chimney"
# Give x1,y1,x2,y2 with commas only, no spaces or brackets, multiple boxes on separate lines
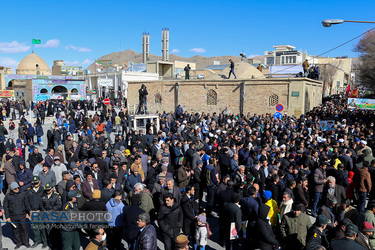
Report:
161,28,169,61
142,32,150,63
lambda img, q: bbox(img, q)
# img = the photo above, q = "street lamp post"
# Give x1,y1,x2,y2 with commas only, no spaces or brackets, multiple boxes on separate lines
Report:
322,19,375,27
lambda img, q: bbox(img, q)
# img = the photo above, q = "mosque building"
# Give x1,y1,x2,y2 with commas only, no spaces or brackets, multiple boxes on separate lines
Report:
3,51,85,102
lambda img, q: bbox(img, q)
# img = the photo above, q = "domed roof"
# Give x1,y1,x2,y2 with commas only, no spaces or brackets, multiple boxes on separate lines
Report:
17,52,51,75
206,62,265,80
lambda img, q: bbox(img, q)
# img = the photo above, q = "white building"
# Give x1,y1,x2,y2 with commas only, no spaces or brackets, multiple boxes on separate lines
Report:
264,45,308,66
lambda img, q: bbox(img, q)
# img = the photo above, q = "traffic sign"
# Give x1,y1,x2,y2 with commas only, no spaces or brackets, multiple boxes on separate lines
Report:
104,98,110,106
276,104,284,112
274,112,282,120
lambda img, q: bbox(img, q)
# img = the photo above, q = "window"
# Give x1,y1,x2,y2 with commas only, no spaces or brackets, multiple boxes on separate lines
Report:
266,57,274,65
282,57,285,64
207,89,217,105
155,92,162,104
40,88,48,94
269,94,278,106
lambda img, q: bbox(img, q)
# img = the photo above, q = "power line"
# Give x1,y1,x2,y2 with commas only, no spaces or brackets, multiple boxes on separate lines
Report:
261,27,375,77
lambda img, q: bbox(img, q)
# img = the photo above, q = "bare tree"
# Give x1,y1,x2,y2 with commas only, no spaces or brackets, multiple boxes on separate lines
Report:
354,29,375,88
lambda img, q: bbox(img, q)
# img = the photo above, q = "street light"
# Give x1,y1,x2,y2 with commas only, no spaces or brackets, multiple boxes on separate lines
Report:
322,19,375,27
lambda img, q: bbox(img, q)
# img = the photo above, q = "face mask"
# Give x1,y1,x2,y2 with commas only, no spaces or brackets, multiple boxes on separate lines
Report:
101,233,106,242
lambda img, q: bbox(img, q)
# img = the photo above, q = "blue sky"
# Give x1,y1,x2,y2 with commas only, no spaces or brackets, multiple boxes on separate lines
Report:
1,0,374,70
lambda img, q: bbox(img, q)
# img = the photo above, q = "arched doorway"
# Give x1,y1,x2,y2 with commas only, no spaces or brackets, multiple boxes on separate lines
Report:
71,88,79,95
40,88,48,94
51,86,68,99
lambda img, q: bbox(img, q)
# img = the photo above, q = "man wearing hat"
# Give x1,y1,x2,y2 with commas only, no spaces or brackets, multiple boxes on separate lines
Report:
51,155,67,184
15,160,33,192
280,202,312,249
356,221,374,250
61,190,81,250
81,171,100,200
175,234,189,250
4,182,31,249
27,176,47,248
319,195,338,229
331,223,365,249
39,163,56,187
4,154,15,193
306,214,329,249
40,182,62,249
357,201,375,247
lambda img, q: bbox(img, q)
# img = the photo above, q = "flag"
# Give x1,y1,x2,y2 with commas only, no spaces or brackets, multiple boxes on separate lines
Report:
95,62,102,67
32,39,41,44
350,88,358,98
345,84,351,95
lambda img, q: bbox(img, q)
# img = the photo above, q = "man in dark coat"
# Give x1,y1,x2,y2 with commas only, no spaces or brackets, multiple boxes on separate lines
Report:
123,195,145,250
136,213,157,250
28,147,43,170
330,223,365,250
322,176,346,215
4,182,32,249
27,176,47,248
223,193,242,249
254,204,280,250
158,193,183,250
319,195,338,230
181,186,198,236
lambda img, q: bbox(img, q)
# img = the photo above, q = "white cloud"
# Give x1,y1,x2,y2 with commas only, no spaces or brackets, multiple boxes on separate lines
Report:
64,44,91,52
64,59,93,66
190,48,206,53
77,47,91,52
64,60,80,66
0,56,20,68
0,41,30,53
35,39,61,48
82,59,93,65
171,49,180,53
64,45,77,50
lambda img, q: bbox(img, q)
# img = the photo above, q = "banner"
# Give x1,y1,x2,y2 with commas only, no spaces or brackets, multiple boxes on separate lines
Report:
348,98,375,110
0,90,14,97
319,120,336,131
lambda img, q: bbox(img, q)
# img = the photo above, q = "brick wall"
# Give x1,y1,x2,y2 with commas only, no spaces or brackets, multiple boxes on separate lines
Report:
126,78,322,117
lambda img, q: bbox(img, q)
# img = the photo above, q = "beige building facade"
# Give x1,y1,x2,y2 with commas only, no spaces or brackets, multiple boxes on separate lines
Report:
0,66,12,90
126,78,322,117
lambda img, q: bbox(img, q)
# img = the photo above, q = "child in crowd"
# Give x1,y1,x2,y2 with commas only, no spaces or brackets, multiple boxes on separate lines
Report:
195,213,209,250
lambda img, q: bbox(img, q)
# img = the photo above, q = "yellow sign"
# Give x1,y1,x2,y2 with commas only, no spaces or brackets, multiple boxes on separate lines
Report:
0,90,14,97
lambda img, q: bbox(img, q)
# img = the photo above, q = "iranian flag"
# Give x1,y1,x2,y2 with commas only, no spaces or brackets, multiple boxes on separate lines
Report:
95,62,102,67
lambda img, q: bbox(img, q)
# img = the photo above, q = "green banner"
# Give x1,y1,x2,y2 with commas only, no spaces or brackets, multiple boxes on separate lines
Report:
32,39,41,44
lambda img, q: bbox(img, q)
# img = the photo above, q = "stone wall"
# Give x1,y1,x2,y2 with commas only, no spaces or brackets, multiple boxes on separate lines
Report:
126,78,322,117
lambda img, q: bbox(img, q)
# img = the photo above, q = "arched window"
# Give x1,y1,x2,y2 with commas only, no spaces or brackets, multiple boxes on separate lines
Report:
155,92,162,104
71,88,79,94
40,88,48,94
207,89,217,105
269,94,278,106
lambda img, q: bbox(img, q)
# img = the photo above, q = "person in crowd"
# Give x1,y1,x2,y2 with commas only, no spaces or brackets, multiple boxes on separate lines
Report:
4,182,31,249
106,190,124,250
123,194,145,250
158,193,183,250
280,202,312,249
136,213,157,250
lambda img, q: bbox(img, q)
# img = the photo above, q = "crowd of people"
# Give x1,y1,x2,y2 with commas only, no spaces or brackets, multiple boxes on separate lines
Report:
0,95,375,250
